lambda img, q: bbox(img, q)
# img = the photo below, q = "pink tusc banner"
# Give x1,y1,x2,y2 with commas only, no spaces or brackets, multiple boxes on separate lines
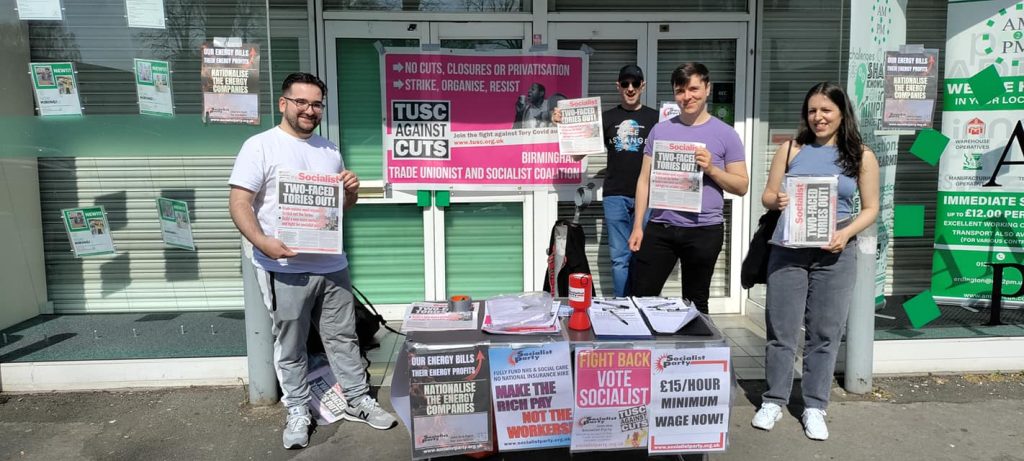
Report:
382,50,587,189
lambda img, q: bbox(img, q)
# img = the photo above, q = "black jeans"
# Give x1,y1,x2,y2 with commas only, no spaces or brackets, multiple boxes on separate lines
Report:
630,222,725,314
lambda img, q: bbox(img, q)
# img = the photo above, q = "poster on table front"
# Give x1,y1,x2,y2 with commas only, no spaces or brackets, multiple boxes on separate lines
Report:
200,38,260,125
29,62,82,117
135,59,174,116
409,344,492,459
488,342,574,451
648,347,731,454
155,198,194,250
570,348,652,452
649,140,703,213
932,0,1024,306
61,207,115,257
16,0,62,20
882,48,939,129
381,49,587,190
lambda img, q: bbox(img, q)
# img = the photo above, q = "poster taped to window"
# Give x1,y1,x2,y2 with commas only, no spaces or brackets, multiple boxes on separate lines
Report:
556,97,604,156
275,169,343,254
201,38,260,125
649,140,703,213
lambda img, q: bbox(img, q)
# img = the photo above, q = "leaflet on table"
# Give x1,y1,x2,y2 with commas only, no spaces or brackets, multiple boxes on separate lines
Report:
649,140,703,213
126,0,166,29
633,297,699,334
61,206,115,257
275,169,343,254
481,293,558,334
409,344,492,459
401,301,479,332
16,0,62,20
307,361,347,425
29,62,82,117
588,299,652,338
134,58,173,116
648,346,731,454
556,97,604,156
571,347,652,452
772,175,838,248
155,197,194,250
489,342,574,451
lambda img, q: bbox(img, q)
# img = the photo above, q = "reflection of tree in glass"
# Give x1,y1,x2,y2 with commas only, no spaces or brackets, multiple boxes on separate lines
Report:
340,0,522,12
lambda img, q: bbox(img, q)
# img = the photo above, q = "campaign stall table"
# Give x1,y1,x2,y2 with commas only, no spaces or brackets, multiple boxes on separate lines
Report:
390,303,733,460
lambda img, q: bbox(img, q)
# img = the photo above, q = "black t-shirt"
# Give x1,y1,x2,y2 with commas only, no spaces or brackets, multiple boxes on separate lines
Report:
602,105,659,198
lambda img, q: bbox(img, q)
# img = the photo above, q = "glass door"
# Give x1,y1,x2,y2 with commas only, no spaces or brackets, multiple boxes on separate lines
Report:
325,21,535,310
550,21,749,313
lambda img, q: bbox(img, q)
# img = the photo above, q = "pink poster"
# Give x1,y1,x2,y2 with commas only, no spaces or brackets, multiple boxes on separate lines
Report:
382,50,587,189
570,348,652,452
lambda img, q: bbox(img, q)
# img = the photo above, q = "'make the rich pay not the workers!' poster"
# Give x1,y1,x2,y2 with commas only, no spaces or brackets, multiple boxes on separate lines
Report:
382,50,587,190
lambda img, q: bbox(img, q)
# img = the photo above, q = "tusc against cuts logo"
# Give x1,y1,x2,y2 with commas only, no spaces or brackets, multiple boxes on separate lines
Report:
391,100,451,160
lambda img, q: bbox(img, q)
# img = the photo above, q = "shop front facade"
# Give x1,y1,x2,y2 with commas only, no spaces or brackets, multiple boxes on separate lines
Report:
1,0,1021,390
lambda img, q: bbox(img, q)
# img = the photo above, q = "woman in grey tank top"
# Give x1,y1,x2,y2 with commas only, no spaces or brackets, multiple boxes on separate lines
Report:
750,82,880,441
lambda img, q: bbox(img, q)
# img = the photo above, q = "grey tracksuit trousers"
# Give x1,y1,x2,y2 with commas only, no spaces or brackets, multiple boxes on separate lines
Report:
255,267,369,408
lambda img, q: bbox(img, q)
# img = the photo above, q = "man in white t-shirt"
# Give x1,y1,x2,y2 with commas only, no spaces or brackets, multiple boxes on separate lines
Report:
228,73,396,450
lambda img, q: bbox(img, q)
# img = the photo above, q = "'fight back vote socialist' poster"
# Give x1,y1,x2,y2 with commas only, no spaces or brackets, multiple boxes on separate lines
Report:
382,50,587,190
489,342,574,451
570,348,652,452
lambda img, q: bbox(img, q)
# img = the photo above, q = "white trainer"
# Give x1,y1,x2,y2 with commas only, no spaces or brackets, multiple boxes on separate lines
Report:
802,408,829,441
751,402,783,431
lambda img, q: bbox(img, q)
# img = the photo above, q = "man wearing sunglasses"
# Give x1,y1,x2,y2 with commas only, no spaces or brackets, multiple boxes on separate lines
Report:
229,72,397,450
602,65,659,297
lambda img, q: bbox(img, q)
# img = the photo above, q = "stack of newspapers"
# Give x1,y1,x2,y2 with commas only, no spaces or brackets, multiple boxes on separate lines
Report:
481,292,561,335
401,301,479,332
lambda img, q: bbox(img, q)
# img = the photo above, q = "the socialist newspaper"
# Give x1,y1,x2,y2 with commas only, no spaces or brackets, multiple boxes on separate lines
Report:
275,169,343,254
649,140,703,213
779,175,838,247
556,97,604,156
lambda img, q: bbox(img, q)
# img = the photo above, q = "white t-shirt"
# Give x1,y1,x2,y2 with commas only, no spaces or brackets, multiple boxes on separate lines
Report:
228,126,348,274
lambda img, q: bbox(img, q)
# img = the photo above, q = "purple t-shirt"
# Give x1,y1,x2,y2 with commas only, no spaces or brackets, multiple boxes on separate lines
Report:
644,116,745,227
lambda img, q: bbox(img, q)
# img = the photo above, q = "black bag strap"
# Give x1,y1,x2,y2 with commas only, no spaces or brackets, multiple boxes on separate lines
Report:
352,284,404,337
785,139,793,173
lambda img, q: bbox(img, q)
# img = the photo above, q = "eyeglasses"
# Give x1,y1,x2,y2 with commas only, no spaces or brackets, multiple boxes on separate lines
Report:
618,80,643,89
282,96,325,112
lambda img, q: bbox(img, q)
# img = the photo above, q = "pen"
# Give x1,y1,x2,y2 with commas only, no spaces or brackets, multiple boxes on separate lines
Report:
606,309,629,325
644,301,675,309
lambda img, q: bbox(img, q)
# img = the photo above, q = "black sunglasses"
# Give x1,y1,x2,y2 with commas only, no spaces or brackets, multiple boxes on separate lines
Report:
619,80,643,89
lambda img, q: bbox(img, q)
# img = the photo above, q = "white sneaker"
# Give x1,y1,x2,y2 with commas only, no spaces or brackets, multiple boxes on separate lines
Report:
802,408,829,441
282,405,311,449
751,402,783,431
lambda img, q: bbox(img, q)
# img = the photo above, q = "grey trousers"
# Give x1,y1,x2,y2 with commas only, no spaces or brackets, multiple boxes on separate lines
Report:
255,267,369,408
762,242,857,410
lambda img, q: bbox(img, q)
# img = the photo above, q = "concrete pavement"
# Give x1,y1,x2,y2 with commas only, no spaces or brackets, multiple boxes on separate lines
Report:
1,373,1021,460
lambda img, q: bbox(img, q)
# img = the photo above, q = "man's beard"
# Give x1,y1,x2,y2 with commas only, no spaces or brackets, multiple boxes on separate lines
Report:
287,113,319,134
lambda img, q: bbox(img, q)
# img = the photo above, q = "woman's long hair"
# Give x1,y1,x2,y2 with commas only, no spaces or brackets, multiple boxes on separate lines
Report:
794,82,864,178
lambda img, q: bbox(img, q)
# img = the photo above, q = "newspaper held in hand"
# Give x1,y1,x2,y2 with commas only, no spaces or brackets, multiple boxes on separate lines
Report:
634,297,700,334
649,140,704,213
556,97,605,156
275,169,343,254
307,360,347,425
588,298,653,338
772,175,838,248
401,301,479,332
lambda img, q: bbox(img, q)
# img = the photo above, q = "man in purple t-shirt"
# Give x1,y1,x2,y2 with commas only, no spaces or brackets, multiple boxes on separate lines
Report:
627,62,748,313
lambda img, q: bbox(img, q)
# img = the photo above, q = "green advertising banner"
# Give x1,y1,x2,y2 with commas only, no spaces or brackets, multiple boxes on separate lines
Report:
933,0,1024,305
847,0,907,307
